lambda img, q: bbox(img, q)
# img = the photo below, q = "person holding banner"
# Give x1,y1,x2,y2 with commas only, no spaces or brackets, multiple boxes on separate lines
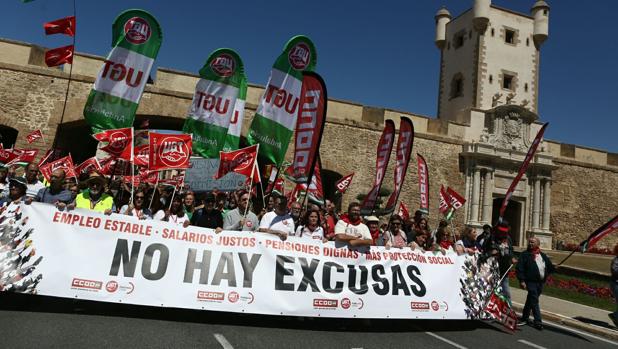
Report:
223,190,258,232
334,202,372,247
258,196,294,240
383,215,408,249
294,208,325,241
73,172,114,214
516,237,556,330
30,169,72,206
119,189,152,219
155,195,190,227
191,194,223,231
365,216,384,246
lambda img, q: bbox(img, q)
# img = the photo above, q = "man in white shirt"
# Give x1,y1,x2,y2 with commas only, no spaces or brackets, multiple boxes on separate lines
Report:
259,196,294,240
334,202,372,247
24,163,45,199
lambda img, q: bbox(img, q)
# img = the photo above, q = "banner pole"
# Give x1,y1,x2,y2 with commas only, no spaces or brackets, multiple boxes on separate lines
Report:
148,171,159,211
242,152,257,223
479,263,515,318
556,247,579,266
168,186,176,210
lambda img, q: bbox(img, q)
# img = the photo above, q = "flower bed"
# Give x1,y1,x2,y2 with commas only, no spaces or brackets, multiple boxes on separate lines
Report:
557,243,613,256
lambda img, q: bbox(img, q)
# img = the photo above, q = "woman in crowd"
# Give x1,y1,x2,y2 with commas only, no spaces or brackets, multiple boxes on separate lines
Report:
294,208,325,241
183,192,196,221
154,194,190,227
119,189,152,219
455,227,477,255
411,217,430,242
384,215,408,249
433,226,453,253
409,232,428,252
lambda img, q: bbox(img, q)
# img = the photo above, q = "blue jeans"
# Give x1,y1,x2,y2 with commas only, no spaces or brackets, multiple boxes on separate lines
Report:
522,281,544,324
610,280,618,318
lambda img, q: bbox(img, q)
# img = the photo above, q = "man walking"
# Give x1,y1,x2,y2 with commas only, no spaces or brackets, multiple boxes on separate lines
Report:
516,236,556,330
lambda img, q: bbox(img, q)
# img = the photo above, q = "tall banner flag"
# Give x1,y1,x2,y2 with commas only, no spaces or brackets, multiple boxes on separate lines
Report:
291,72,327,183
360,120,395,215
246,35,317,166
215,145,259,180
83,10,162,132
579,214,618,252
148,132,192,171
222,77,247,152
498,123,548,222
335,173,355,194
384,117,415,214
182,49,247,158
416,154,429,214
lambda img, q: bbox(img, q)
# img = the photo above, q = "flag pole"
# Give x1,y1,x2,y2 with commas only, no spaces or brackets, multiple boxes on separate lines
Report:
148,171,160,211
242,144,258,222
129,127,135,206
52,0,77,151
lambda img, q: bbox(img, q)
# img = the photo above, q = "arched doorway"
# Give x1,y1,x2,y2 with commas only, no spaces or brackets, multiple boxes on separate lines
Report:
0,125,18,148
492,197,523,246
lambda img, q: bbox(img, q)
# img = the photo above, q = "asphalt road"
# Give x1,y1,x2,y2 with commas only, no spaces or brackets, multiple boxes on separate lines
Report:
0,293,616,349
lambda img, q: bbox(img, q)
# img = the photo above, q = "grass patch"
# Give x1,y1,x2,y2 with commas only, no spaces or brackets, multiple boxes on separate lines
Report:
509,274,615,312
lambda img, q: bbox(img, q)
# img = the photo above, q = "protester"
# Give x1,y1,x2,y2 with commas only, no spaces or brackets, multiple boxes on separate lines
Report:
183,193,196,221
119,189,152,219
67,183,79,201
365,216,384,246
191,193,223,231
0,166,8,196
32,169,72,206
334,202,372,247
73,172,114,214
223,190,258,232
323,199,338,240
154,194,190,227
516,236,556,330
476,224,492,252
383,215,408,249
435,226,453,251
290,201,302,228
455,227,477,255
610,243,618,327
409,232,428,252
258,195,276,221
0,177,28,208
24,163,45,198
258,196,294,240
411,217,429,242
489,220,516,301
294,208,325,241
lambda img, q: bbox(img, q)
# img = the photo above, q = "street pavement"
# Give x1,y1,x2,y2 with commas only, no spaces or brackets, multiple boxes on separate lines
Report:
0,293,616,349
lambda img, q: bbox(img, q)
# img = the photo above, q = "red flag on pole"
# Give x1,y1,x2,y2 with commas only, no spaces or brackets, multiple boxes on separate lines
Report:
439,185,452,215
44,16,76,36
94,128,133,161
26,130,43,144
484,291,518,331
40,155,76,181
215,145,258,180
45,45,74,67
134,144,149,167
398,201,410,221
148,132,192,171
384,117,415,213
580,214,618,252
360,120,396,215
446,187,466,210
74,157,102,176
498,123,548,222
5,149,39,167
335,172,355,194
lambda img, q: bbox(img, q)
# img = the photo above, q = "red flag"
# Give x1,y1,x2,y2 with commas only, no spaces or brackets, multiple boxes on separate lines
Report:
45,45,74,67
37,149,55,167
44,16,76,37
360,120,396,215
446,187,466,210
0,149,22,165
40,155,76,181
485,292,518,331
26,130,43,144
123,175,141,187
138,169,158,185
94,128,133,160
384,117,415,213
74,157,102,176
439,185,452,215
580,214,618,251
292,72,327,183
335,173,355,194
215,145,258,180
148,132,192,171
134,144,149,167
99,156,131,176
398,201,410,221
499,123,548,222
5,149,39,167
416,154,429,214
272,178,285,196
297,159,324,204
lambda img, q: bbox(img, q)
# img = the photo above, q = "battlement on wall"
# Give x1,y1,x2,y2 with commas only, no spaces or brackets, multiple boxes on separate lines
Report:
1,38,616,171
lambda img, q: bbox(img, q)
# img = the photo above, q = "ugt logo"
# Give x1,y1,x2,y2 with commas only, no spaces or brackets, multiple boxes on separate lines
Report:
124,17,151,44
210,53,235,77
158,138,189,167
288,42,311,70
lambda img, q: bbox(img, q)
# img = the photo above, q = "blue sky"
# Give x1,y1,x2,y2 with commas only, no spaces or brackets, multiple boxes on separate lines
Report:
2,0,617,152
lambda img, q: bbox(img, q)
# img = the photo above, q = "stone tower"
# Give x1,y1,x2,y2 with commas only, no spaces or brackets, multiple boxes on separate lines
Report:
435,0,550,124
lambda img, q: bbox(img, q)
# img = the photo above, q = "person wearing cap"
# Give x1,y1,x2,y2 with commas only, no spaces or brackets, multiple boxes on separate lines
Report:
334,202,372,247
489,220,516,301
365,216,384,246
72,172,114,214
191,193,223,231
30,169,72,207
223,190,258,232
24,163,45,199
0,176,28,208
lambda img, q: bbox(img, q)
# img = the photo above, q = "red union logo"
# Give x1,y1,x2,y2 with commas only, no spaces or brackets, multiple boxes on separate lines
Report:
158,138,189,167
228,291,239,303
197,291,225,301
211,53,235,77
341,298,351,309
313,299,338,308
288,42,311,70
411,302,430,311
227,152,253,172
431,301,439,311
107,131,130,153
71,278,102,290
124,17,151,44
106,281,119,293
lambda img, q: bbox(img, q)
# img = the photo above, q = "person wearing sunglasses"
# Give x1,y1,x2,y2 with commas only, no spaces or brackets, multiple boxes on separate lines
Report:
383,214,408,249
119,189,152,219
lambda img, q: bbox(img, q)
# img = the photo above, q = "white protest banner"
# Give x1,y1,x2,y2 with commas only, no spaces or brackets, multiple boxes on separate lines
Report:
1,203,493,320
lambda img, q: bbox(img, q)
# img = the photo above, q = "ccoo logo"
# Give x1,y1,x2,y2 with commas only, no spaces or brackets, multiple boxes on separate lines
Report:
288,42,311,70
124,17,151,45
158,138,189,168
210,53,236,77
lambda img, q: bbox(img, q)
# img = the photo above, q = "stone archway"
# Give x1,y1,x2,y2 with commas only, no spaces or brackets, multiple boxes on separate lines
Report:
0,125,19,149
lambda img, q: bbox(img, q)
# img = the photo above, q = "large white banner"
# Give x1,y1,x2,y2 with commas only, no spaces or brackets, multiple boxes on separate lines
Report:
0,203,490,319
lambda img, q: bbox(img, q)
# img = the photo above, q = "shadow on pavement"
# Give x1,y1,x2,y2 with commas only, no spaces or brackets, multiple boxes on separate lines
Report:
0,293,499,333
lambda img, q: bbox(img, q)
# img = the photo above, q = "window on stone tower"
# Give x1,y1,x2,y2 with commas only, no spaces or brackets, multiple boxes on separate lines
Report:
525,83,529,92
454,31,465,49
450,73,464,99
505,29,515,44
503,74,514,90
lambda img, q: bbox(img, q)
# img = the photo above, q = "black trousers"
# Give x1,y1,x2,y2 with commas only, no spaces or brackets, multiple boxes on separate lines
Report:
522,281,544,324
